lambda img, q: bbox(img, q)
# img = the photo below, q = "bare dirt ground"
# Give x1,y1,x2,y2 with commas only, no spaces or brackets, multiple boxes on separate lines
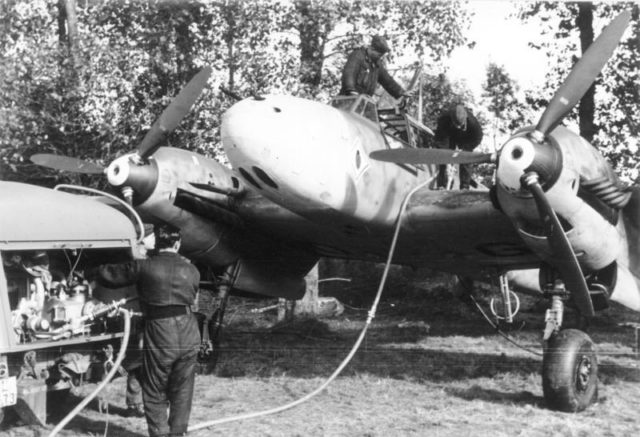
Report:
3,275,640,437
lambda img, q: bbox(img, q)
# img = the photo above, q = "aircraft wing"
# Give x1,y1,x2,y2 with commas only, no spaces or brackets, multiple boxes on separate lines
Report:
233,184,538,278
396,187,537,275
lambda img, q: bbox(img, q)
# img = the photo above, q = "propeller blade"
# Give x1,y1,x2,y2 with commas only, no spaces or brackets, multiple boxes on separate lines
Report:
137,66,213,159
535,10,630,136
524,175,595,317
370,148,494,165
30,154,105,174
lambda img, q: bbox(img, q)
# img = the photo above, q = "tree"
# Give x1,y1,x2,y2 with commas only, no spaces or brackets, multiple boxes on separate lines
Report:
0,0,474,185
481,62,530,149
277,0,472,98
518,1,640,183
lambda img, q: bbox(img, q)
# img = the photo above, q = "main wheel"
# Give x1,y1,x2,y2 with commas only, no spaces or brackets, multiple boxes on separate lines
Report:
542,329,598,412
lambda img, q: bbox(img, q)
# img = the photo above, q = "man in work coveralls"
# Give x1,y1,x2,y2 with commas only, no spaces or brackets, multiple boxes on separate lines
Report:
95,223,200,436
434,104,484,189
340,34,410,100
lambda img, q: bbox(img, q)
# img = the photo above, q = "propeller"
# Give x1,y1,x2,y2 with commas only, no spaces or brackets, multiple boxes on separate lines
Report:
522,173,595,316
30,66,213,177
136,66,212,160
534,10,631,137
516,11,629,317
30,154,105,174
370,148,494,165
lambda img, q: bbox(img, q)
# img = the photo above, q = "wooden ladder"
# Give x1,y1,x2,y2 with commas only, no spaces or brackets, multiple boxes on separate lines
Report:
377,107,413,145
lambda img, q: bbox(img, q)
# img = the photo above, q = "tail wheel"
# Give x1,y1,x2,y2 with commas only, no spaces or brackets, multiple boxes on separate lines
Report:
542,329,598,412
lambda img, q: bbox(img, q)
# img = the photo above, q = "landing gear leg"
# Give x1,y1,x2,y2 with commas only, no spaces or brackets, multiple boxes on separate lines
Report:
541,279,598,412
198,263,238,373
489,273,520,324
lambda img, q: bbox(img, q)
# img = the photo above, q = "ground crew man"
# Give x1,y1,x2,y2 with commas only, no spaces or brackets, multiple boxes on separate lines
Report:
434,104,484,189
92,224,156,418
340,34,410,100
94,223,200,437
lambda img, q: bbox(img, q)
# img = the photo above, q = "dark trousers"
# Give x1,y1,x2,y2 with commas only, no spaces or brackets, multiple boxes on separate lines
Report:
125,321,144,407
437,164,471,189
142,313,199,437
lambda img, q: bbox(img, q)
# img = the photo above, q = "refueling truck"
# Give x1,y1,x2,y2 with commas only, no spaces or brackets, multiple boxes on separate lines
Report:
0,181,142,426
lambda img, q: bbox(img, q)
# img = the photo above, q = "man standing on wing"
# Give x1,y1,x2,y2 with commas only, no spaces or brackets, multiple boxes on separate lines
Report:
340,34,411,101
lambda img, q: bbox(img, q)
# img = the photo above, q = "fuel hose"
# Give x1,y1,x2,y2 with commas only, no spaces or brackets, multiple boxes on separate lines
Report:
188,178,433,432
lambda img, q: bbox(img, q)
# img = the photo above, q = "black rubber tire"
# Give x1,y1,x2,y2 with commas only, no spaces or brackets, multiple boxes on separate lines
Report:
542,329,598,412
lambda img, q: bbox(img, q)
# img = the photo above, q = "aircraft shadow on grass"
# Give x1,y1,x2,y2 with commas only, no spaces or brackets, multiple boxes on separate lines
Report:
215,318,640,389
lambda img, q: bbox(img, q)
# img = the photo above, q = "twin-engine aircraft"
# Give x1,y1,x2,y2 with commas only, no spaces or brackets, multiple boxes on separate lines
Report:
29,11,640,413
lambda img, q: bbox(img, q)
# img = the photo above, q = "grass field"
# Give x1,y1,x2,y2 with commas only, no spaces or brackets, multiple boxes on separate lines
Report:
3,276,640,437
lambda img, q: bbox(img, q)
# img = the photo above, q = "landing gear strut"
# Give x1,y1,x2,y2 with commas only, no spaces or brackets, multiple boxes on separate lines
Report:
540,278,598,412
197,262,238,373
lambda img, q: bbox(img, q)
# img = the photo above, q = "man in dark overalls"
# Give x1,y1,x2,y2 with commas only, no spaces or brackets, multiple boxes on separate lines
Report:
340,34,410,100
95,223,200,437
434,104,484,189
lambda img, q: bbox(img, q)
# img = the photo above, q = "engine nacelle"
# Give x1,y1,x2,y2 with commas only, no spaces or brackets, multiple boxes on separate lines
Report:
496,126,622,273
114,147,318,299
121,147,243,267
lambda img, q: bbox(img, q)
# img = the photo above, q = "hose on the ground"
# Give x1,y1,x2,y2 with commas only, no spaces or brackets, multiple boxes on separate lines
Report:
188,178,433,432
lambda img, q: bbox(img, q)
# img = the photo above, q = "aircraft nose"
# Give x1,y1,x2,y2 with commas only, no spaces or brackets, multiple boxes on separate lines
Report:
222,97,289,170
221,95,349,196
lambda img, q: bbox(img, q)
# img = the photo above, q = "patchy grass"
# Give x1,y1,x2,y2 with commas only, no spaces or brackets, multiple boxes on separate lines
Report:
4,285,640,437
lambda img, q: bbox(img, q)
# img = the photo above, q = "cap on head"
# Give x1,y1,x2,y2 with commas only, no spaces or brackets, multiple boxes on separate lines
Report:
450,104,468,129
31,251,49,266
154,222,181,249
370,35,390,54
22,251,49,277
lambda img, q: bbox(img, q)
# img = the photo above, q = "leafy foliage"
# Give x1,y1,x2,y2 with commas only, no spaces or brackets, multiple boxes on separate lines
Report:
481,62,531,148
3,1,636,187
518,1,640,183
0,0,472,186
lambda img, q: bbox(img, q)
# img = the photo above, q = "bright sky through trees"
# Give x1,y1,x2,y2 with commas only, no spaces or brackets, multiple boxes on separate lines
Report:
447,1,549,98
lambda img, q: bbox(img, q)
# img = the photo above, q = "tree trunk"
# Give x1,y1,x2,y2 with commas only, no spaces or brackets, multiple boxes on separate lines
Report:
58,0,78,65
56,0,79,157
297,263,319,315
173,4,197,84
576,2,596,143
57,0,66,44
224,6,237,92
295,0,327,96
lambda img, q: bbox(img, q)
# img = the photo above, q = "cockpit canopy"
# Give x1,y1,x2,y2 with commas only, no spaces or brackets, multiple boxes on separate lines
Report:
330,95,379,124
